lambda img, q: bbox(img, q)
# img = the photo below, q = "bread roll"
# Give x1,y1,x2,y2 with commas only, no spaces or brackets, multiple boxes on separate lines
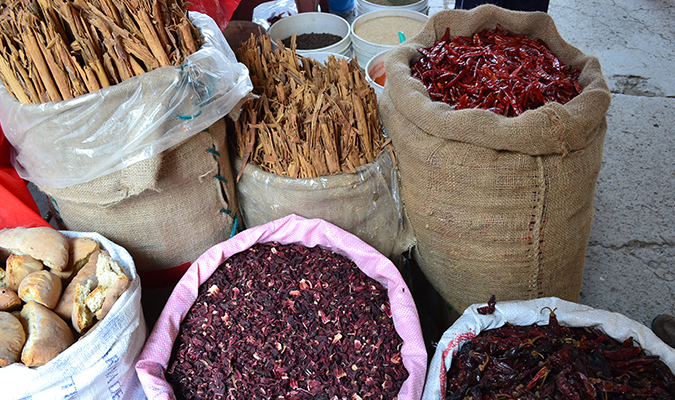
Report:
54,250,101,320
18,270,62,309
72,282,96,333
20,302,74,367
0,287,21,311
0,267,5,287
0,311,25,367
95,252,128,287
48,264,73,282
85,276,130,320
67,237,100,276
0,227,69,271
6,254,43,291
84,253,130,321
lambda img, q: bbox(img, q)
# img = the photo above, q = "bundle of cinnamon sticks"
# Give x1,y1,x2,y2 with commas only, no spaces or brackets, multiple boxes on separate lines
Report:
233,34,389,180
0,0,202,104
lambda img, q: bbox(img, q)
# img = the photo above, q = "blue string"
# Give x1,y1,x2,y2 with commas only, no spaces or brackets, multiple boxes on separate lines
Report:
229,215,240,238
173,109,203,120
214,174,228,183
207,148,220,156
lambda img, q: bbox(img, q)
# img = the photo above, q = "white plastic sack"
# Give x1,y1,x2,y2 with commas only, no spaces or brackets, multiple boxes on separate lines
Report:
0,12,253,188
423,297,675,400
0,231,147,400
252,0,298,30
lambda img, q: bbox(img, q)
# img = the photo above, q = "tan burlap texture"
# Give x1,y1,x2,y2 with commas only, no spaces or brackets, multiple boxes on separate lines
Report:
378,5,612,312
39,117,239,274
234,149,415,259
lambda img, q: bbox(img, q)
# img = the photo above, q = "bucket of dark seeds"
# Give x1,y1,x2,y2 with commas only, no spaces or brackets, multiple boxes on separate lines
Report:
136,214,428,400
422,297,675,400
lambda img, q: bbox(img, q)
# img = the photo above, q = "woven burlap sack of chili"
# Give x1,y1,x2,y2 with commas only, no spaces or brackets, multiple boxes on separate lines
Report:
234,149,414,259
378,5,612,313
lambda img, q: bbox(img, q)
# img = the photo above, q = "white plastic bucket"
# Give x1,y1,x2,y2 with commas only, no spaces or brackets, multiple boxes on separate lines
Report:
301,51,351,64
355,0,429,16
365,49,389,98
351,9,429,69
268,12,352,57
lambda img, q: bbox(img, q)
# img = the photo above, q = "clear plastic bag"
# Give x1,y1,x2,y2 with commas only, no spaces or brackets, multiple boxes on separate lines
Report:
251,0,298,30
0,12,253,189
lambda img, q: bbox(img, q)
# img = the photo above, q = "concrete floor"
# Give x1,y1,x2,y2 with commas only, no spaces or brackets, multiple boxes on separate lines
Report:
29,0,674,330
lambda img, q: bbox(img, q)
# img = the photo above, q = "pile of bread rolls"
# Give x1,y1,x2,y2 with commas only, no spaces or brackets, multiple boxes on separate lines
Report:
0,227,130,368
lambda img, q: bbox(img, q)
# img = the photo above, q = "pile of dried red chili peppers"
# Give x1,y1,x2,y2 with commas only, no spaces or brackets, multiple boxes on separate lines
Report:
445,310,675,399
411,25,583,117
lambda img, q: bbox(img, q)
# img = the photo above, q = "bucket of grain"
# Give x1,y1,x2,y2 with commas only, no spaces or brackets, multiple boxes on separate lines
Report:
269,12,351,57
366,49,389,98
351,9,428,69
355,0,429,16
303,51,351,64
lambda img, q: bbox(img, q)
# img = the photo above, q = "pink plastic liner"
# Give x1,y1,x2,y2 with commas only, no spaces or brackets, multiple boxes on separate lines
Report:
136,214,427,400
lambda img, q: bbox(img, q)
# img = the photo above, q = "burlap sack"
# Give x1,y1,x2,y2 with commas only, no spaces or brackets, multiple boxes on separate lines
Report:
39,118,239,325
379,5,612,312
40,117,238,270
234,149,414,259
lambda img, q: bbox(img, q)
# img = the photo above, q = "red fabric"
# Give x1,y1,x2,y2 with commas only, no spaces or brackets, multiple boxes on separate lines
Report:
187,0,242,31
138,262,192,290
0,129,50,229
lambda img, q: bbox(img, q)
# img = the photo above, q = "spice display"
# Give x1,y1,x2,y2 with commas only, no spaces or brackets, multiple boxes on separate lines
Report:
0,0,202,104
281,32,343,50
445,310,675,399
166,241,408,399
233,34,387,179
354,16,426,46
411,25,582,117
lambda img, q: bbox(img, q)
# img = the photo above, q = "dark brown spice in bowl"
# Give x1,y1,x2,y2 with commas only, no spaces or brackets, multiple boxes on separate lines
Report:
282,32,343,49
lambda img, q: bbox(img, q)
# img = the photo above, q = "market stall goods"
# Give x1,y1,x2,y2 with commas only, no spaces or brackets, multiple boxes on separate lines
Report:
0,226,69,271
422,297,675,400
446,311,675,399
379,5,611,312
1,229,146,399
0,11,253,329
281,32,343,49
231,34,413,259
135,215,428,400
411,25,582,117
0,0,202,104
233,33,387,180
0,311,25,367
166,241,408,399
19,301,74,367
0,226,130,367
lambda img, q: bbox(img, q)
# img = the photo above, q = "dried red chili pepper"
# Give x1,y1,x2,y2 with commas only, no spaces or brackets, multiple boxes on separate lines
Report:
411,25,582,117
166,242,408,400
477,294,497,315
445,310,675,399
